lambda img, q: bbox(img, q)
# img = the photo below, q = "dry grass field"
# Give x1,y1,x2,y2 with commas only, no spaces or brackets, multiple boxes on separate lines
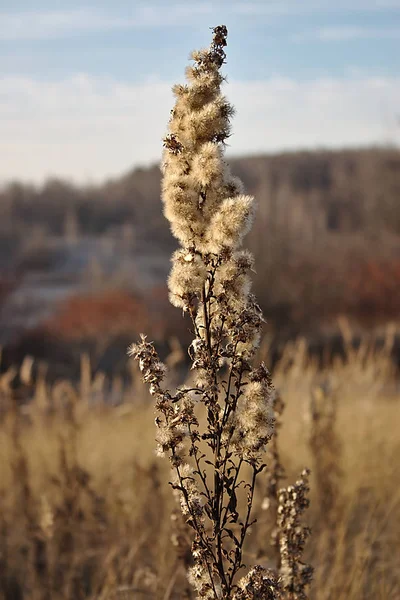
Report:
0,326,399,600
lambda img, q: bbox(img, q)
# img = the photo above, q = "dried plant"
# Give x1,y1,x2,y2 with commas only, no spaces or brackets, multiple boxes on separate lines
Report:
308,382,342,526
260,391,286,558
128,26,312,599
277,470,313,600
170,507,194,599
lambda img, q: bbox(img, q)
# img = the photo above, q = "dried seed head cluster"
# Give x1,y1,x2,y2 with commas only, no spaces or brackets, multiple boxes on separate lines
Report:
262,391,286,512
234,566,281,600
278,469,313,600
232,364,275,462
172,464,205,518
129,25,312,600
161,24,256,320
188,562,221,600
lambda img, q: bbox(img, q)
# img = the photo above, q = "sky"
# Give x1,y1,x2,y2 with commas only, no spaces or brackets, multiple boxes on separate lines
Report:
1,0,400,184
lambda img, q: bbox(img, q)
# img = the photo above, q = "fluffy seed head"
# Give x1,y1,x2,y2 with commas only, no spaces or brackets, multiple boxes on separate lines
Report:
205,195,255,254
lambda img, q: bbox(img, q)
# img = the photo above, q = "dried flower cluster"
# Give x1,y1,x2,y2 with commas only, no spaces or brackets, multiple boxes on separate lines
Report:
233,566,282,600
277,470,313,600
261,391,286,557
129,25,312,600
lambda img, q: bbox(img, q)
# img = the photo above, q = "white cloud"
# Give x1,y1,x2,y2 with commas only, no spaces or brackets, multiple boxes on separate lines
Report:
0,9,116,40
293,25,400,41
0,74,399,184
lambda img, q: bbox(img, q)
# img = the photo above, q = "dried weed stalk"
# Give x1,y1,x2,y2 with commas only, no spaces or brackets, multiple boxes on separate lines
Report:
129,26,312,599
277,470,313,600
260,391,286,559
308,383,342,526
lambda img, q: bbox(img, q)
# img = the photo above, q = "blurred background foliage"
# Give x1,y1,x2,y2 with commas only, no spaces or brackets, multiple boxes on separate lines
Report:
1,147,400,381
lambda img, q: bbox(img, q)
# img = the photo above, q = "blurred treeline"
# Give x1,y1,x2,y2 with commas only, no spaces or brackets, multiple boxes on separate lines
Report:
0,147,399,377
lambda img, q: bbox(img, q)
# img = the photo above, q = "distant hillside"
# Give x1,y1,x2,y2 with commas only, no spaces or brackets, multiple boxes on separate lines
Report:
2,147,400,251
1,147,399,369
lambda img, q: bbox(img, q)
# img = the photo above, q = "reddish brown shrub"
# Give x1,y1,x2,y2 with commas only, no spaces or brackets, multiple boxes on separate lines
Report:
345,258,400,322
43,290,153,342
